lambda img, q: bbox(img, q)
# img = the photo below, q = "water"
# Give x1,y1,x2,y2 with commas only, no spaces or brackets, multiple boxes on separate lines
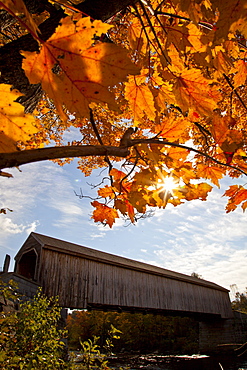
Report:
107,354,247,370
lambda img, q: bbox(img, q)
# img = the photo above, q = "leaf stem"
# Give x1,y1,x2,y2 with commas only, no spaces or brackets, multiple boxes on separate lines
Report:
0,2,43,43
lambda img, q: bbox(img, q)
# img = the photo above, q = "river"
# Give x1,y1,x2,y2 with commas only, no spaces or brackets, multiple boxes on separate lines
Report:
106,353,247,370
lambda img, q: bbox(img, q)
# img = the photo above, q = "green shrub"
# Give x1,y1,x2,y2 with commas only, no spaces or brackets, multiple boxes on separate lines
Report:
0,283,68,369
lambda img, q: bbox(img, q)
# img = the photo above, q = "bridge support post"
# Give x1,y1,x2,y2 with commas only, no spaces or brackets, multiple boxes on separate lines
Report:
199,312,247,354
199,319,235,353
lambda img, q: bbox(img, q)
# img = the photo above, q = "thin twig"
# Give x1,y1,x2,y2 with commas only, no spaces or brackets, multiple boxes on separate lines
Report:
223,73,247,112
119,149,140,192
129,138,247,176
89,108,113,178
138,1,170,64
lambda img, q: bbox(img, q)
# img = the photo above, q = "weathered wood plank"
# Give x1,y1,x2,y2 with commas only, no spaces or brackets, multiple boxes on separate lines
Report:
13,233,233,318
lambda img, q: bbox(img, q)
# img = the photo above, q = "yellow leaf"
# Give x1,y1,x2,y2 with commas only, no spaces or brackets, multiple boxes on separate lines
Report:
168,44,185,73
22,16,140,120
128,17,147,54
154,83,176,112
125,76,156,124
212,48,232,78
183,183,213,201
186,23,208,54
0,84,39,153
231,59,247,88
173,162,198,184
166,146,189,162
149,71,175,111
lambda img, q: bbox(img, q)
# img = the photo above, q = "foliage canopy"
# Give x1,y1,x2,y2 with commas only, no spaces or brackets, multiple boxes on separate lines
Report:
1,0,247,225
232,288,247,313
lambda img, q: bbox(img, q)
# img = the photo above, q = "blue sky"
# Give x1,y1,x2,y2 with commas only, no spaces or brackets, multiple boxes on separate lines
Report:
0,157,247,299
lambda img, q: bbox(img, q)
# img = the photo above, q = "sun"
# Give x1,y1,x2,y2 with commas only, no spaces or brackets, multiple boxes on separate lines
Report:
157,176,178,193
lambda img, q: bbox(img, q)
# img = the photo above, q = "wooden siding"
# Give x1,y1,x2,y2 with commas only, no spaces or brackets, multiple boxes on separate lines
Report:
14,233,233,318
38,248,232,318
28,233,229,291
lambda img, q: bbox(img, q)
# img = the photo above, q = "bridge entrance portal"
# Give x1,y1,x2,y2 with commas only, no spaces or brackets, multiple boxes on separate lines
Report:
16,249,37,280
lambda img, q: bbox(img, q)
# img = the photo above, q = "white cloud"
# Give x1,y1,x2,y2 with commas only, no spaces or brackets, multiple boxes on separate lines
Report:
90,232,106,239
135,178,247,296
25,221,39,235
0,217,25,235
0,161,90,230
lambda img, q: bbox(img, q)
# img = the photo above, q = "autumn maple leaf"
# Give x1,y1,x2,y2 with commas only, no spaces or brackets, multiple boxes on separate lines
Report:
156,114,191,142
183,183,213,201
0,84,39,152
223,185,247,213
125,73,156,125
91,201,119,228
196,163,226,187
22,16,139,121
173,68,222,116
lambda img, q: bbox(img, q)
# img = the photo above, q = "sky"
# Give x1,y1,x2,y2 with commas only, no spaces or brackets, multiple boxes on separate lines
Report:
0,155,247,300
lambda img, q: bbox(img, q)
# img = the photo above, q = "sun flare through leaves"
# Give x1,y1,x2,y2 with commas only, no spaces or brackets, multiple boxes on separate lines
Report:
1,0,247,226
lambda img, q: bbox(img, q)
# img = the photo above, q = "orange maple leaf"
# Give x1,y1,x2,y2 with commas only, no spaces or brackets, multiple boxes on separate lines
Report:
183,183,213,201
114,198,135,223
91,201,119,228
210,114,229,146
110,168,126,182
22,16,139,121
0,84,39,152
196,163,226,187
98,185,116,199
125,74,156,124
173,68,222,116
156,114,191,142
128,17,146,54
223,185,247,213
211,115,243,163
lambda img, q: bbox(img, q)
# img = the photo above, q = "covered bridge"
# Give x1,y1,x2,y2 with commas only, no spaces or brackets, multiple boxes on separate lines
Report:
12,232,233,320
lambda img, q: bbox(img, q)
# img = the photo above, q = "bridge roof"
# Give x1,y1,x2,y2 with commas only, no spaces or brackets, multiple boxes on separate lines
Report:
16,232,228,292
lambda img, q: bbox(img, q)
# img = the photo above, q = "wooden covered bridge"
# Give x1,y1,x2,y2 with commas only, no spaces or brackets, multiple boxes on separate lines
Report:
10,232,233,318
2,232,247,352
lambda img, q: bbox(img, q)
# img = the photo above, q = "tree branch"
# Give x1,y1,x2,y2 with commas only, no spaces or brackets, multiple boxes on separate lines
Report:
1,137,247,177
0,145,129,170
